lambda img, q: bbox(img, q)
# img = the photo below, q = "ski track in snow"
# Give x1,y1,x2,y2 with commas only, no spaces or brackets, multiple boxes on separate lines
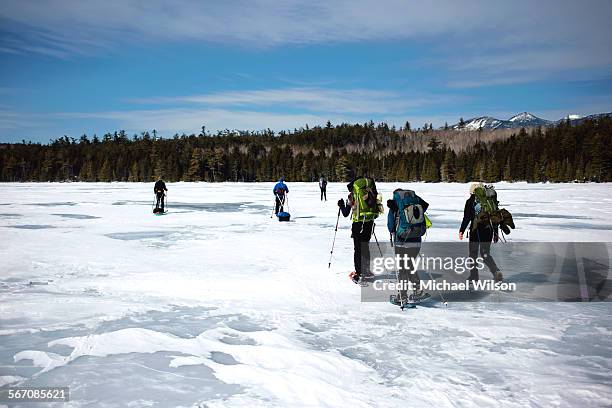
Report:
0,182,611,407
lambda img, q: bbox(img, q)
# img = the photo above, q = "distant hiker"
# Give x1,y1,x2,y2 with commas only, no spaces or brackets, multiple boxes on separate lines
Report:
338,176,383,284
154,177,167,213
319,175,328,201
387,189,430,305
459,182,503,282
273,177,289,215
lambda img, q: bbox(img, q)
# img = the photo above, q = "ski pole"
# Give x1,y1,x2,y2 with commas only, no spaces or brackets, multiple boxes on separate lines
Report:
424,268,448,306
372,224,383,257
328,206,341,268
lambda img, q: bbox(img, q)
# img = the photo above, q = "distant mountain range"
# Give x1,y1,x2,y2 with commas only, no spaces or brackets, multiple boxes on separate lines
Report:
450,111,612,130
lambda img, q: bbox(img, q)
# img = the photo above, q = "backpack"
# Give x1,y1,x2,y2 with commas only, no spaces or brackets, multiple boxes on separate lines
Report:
474,185,498,215
392,189,427,241
472,185,515,235
349,177,382,222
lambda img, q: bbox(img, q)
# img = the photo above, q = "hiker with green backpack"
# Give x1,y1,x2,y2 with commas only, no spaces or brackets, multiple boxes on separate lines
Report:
337,176,384,284
459,182,514,282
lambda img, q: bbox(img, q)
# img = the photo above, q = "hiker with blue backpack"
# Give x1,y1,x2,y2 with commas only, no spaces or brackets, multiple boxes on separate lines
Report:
273,177,289,215
387,189,431,306
337,176,383,284
459,182,508,283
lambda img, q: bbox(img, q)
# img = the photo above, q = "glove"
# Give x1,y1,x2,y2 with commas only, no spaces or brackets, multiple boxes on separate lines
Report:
387,199,398,211
337,199,345,208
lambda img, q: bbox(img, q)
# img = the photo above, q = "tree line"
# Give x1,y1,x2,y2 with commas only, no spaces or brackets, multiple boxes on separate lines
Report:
0,117,610,183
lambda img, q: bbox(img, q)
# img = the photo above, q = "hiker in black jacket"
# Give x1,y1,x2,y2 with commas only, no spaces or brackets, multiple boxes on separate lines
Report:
459,183,502,282
154,178,167,212
319,176,327,201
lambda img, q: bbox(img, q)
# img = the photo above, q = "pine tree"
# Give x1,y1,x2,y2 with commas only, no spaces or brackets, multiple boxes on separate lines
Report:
421,156,440,182
335,155,351,181
440,149,456,182
99,159,112,182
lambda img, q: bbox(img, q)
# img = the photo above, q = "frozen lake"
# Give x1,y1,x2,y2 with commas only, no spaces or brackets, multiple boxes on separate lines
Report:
1,182,611,407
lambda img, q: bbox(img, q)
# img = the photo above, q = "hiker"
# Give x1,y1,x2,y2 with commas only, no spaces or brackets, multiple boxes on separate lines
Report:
154,177,167,213
459,182,503,282
387,189,429,304
337,176,382,284
319,175,327,201
273,177,289,215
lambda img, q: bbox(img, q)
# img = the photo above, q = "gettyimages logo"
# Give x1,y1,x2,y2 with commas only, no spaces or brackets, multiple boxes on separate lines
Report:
372,253,486,276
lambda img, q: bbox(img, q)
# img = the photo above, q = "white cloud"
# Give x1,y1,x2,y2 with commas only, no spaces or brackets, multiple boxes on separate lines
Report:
54,108,355,135
1,0,611,73
132,87,467,115
0,85,470,138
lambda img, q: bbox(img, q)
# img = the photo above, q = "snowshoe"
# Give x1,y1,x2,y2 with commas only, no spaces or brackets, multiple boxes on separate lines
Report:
389,294,416,310
349,271,360,285
409,291,431,302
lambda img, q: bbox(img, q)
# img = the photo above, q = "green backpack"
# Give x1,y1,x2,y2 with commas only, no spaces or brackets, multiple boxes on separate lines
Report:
349,177,382,223
472,185,499,230
471,185,516,234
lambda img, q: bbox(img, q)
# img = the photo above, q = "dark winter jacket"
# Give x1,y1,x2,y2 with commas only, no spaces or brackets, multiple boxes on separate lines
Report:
154,180,167,194
319,177,327,189
338,192,355,218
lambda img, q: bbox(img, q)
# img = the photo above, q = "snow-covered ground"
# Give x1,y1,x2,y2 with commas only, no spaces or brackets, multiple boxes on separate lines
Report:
1,182,611,407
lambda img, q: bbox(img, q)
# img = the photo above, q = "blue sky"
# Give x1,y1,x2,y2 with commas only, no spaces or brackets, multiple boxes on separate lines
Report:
1,0,611,143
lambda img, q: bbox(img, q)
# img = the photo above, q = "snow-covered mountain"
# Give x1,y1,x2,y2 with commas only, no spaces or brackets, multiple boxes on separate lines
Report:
454,116,507,130
557,112,612,125
508,112,552,127
451,111,611,130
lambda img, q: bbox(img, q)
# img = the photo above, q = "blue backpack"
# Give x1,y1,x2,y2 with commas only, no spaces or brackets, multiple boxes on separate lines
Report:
392,189,427,241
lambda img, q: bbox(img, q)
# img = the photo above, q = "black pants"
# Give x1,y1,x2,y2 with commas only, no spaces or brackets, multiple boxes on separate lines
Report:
155,192,165,211
275,195,285,214
395,244,421,301
352,221,374,278
468,226,499,280
320,188,327,201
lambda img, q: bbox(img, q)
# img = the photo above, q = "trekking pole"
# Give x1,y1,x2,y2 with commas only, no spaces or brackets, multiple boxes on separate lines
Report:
372,224,383,257
164,191,168,213
328,207,341,268
424,268,448,306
